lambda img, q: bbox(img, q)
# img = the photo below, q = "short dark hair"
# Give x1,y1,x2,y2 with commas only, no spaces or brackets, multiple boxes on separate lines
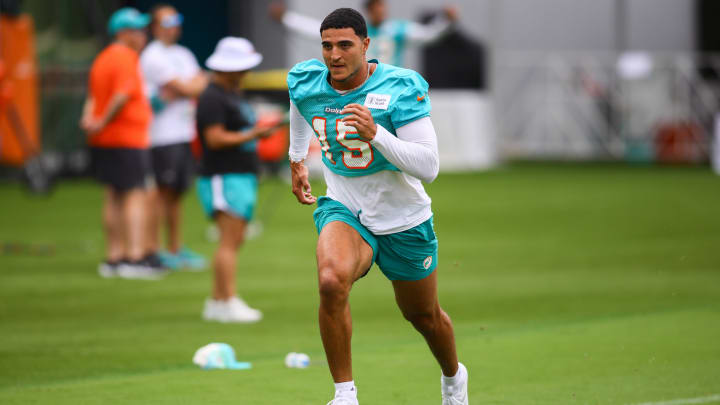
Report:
319,8,367,38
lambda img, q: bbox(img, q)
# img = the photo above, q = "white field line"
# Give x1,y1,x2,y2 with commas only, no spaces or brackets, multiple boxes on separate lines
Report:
630,394,720,405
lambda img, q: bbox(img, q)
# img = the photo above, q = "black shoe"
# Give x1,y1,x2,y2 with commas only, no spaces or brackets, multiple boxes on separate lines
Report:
143,252,166,269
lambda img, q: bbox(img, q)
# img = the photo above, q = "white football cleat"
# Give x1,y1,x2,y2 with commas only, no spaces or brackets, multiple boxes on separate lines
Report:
202,296,262,323
441,362,468,405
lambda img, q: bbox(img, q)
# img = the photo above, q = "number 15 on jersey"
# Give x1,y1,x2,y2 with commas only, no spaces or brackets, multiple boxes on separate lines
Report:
312,117,374,170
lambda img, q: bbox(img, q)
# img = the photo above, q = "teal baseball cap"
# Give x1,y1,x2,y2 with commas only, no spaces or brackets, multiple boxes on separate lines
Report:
192,343,252,370
107,7,150,35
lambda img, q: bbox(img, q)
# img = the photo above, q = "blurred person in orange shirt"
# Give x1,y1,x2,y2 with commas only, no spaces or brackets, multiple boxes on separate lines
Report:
80,7,167,280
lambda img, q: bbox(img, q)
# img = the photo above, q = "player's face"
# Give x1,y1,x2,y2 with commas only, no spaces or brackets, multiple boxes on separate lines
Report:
321,28,369,86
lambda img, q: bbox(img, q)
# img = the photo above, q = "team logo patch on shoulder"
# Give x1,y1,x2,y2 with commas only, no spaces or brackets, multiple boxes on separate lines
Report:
423,256,433,270
364,93,391,110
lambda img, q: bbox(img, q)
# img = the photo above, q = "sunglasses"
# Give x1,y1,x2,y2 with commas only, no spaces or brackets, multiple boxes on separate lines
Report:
160,13,183,28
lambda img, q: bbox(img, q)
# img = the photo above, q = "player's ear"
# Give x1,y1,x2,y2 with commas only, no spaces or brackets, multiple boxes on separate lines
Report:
362,36,370,53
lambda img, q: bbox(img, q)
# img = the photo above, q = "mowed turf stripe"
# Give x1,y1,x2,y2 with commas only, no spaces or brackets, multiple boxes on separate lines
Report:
1,306,718,404
629,394,720,405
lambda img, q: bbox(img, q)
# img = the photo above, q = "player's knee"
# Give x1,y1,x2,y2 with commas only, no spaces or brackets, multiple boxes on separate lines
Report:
317,268,351,303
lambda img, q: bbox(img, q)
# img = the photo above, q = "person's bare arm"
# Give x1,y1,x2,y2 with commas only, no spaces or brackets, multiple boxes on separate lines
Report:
101,93,130,125
79,97,94,129
269,2,321,39
203,123,275,150
80,93,128,135
405,6,458,44
162,72,208,99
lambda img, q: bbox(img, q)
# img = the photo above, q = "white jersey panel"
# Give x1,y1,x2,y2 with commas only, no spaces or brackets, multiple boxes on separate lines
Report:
323,165,432,235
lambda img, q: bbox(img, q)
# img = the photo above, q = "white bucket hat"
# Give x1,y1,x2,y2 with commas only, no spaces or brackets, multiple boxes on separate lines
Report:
206,37,263,72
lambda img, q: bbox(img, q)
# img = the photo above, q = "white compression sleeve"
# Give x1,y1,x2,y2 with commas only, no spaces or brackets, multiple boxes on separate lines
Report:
288,101,314,163
369,116,439,183
282,11,321,39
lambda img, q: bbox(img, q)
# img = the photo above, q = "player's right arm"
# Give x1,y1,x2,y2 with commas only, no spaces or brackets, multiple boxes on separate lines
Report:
288,101,317,205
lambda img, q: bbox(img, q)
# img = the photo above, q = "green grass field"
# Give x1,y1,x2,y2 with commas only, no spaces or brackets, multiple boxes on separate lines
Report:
1,163,719,405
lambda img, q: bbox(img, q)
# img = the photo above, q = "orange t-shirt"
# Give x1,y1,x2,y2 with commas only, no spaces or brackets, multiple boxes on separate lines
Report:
87,43,151,149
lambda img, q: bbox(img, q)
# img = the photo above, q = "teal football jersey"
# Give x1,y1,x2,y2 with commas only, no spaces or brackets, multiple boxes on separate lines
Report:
287,59,431,177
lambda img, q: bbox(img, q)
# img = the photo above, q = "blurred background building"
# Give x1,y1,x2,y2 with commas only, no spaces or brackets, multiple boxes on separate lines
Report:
2,0,719,185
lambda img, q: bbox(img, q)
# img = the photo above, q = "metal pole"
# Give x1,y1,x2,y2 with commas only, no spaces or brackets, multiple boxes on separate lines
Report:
615,0,627,53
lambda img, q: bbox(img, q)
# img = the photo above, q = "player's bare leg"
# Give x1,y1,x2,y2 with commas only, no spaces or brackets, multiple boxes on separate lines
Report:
392,270,458,375
316,221,373,383
392,272,468,404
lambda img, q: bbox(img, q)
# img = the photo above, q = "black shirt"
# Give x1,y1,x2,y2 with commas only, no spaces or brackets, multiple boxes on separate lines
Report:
195,82,259,176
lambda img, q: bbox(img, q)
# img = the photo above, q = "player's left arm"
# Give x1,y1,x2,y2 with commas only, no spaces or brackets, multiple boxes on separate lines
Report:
341,104,439,183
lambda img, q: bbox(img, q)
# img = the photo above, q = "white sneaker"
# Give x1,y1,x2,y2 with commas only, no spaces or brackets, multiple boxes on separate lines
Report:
441,363,468,405
97,261,119,278
116,261,167,280
202,296,262,323
326,396,358,405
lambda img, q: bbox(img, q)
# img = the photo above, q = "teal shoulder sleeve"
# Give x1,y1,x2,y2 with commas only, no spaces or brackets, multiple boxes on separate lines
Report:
287,59,326,104
389,69,431,129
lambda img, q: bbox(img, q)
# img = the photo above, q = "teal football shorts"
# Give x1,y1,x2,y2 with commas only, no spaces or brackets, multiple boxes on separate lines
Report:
197,173,257,220
313,196,438,281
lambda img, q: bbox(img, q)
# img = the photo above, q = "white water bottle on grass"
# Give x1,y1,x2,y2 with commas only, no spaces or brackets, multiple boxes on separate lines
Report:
285,352,310,368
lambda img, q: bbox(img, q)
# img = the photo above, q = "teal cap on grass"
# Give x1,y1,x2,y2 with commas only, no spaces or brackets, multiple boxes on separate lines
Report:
192,343,252,370
108,7,150,35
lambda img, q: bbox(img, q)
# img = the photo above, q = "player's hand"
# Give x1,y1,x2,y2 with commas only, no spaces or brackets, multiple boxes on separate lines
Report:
341,103,376,141
290,161,316,205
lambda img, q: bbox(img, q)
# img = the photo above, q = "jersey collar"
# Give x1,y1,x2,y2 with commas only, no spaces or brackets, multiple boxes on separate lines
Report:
325,59,382,97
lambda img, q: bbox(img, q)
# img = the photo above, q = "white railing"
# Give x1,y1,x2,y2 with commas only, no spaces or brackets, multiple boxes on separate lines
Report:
493,52,720,162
